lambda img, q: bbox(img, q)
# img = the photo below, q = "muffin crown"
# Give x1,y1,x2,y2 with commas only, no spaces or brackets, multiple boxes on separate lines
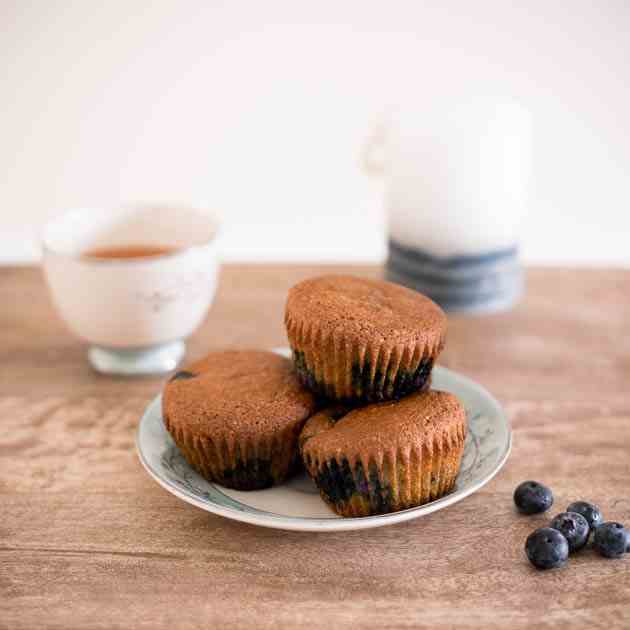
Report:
163,351,316,440
302,390,465,461
285,275,446,349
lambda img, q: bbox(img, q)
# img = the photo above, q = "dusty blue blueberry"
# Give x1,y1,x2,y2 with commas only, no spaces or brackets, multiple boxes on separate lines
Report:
593,522,627,558
514,481,554,514
169,370,196,381
549,512,590,553
525,528,569,570
566,501,603,532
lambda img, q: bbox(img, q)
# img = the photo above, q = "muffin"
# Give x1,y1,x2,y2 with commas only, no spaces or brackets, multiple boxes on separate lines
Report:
285,275,446,403
300,390,466,517
163,351,317,490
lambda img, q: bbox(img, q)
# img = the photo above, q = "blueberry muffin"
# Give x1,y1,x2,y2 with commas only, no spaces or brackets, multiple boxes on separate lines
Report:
285,275,446,403
300,390,466,517
163,351,317,490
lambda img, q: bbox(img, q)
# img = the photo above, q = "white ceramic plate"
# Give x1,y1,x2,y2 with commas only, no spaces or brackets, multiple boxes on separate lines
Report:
136,348,511,532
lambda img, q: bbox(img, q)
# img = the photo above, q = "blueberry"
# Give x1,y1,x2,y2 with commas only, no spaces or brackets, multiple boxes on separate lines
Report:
566,501,603,531
525,528,569,570
549,512,590,553
593,522,627,558
169,370,196,382
514,481,554,514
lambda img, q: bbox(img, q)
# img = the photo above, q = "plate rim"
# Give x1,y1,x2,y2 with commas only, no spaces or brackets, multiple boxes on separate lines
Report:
136,363,511,532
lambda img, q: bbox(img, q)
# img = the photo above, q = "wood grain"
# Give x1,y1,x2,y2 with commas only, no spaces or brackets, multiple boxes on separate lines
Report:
2,265,630,629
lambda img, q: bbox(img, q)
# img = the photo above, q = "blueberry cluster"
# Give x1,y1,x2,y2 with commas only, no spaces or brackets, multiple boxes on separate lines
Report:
513,481,629,570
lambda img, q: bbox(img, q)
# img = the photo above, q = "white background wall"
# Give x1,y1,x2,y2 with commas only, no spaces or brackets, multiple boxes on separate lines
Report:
1,0,629,265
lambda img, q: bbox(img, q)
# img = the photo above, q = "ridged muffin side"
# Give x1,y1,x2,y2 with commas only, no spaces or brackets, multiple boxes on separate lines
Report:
287,325,438,403
300,390,466,517
163,411,305,490
163,351,317,490
285,275,446,403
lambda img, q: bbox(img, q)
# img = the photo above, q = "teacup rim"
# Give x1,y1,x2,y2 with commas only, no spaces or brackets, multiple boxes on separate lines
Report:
42,204,221,264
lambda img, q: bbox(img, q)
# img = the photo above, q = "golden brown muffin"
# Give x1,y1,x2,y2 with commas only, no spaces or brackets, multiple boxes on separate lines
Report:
300,390,466,516
285,275,447,403
163,351,317,490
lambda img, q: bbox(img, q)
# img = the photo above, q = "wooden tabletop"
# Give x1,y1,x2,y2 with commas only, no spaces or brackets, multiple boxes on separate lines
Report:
2,265,630,629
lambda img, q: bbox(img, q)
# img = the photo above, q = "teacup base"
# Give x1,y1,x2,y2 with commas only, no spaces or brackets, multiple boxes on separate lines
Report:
88,341,185,376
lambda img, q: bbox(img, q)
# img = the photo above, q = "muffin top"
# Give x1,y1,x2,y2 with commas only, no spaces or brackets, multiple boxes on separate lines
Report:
301,390,466,461
163,351,317,440
285,275,446,348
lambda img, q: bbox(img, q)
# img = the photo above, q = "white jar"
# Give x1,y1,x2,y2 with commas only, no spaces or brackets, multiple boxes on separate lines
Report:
364,98,532,313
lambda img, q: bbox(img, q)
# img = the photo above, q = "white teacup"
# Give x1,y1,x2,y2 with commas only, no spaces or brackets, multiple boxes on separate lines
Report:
43,205,220,375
